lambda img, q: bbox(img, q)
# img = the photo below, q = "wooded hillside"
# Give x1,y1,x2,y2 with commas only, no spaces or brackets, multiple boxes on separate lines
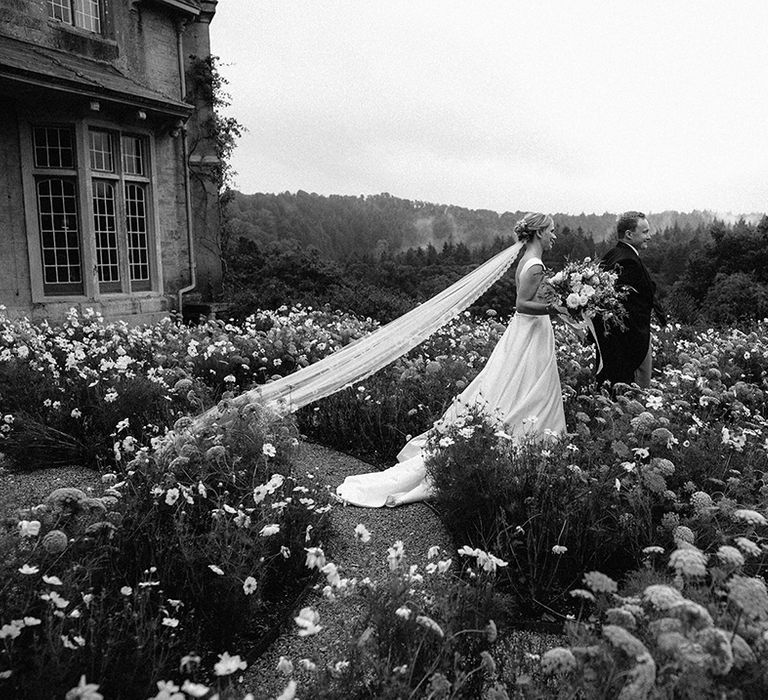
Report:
222,191,768,326
224,190,765,257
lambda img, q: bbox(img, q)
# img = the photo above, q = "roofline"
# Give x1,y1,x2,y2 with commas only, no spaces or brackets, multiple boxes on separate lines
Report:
0,70,193,118
140,0,202,16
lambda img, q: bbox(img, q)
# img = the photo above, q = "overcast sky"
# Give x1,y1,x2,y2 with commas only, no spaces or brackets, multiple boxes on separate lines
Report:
210,1,768,215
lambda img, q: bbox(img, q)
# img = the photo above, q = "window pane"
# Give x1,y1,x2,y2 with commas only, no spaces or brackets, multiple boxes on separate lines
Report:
74,0,101,33
89,130,113,172
125,183,150,282
33,126,75,169
121,135,145,176
37,179,82,285
48,0,72,23
92,180,120,283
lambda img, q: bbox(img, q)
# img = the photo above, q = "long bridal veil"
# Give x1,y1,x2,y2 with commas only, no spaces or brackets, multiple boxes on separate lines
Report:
184,241,524,433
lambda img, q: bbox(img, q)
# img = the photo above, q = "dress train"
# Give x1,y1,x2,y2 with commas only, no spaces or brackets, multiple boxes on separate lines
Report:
336,269,567,508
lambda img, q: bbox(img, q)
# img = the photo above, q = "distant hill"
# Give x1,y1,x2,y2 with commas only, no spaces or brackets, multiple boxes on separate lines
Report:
224,190,765,258
555,210,764,243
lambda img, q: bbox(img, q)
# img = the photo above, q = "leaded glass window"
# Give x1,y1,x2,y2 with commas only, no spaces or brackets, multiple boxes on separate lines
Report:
31,123,155,297
33,126,75,169
89,130,113,172
121,135,144,176
37,178,83,292
125,183,150,286
92,180,120,287
48,0,101,34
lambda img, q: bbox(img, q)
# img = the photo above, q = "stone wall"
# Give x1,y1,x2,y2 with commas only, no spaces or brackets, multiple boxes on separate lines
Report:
0,0,222,323
0,101,33,313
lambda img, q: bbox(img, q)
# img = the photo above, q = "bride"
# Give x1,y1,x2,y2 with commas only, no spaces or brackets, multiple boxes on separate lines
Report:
336,212,569,508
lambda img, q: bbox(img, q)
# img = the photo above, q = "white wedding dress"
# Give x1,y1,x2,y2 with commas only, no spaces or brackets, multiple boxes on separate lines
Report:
336,257,567,507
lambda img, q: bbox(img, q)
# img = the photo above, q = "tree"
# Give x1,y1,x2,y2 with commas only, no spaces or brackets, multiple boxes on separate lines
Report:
703,272,768,325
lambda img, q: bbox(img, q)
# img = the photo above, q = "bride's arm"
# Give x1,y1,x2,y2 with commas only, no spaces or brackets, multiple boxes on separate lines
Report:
515,265,566,316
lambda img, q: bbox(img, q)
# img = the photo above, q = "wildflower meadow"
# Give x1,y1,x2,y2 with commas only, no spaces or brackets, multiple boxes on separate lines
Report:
1,304,767,698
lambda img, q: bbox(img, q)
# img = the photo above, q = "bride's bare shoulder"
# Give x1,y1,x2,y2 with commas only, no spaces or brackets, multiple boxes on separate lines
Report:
515,255,543,288
516,255,544,277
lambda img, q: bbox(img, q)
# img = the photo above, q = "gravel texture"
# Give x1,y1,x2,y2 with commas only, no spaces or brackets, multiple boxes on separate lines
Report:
239,441,454,698
0,448,560,698
0,461,102,522
239,442,563,699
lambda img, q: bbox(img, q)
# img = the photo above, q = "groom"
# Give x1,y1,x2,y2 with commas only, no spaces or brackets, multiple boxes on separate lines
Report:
593,211,666,388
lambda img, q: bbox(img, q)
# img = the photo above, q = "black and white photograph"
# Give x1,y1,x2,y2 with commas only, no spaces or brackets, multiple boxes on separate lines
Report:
1,1,768,698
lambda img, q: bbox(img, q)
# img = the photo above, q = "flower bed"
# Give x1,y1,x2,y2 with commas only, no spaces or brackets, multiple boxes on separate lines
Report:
524,520,768,699
269,538,514,699
297,312,510,464
1,305,767,698
0,305,375,470
0,400,331,698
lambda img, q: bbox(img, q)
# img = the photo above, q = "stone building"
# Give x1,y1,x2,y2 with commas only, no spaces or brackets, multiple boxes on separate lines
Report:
0,0,223,323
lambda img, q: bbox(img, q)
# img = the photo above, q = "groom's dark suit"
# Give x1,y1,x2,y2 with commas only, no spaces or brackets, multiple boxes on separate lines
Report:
593,240,664,385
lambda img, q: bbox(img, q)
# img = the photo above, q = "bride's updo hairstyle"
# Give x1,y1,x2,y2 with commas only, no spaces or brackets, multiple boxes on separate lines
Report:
514,212,553,243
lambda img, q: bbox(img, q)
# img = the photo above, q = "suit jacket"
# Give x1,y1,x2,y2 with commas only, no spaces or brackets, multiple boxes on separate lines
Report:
593,241,664,385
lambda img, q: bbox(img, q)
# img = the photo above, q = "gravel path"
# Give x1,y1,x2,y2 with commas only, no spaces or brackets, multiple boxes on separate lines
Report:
0,449,560,699
239,441,454,698
0,462,101,522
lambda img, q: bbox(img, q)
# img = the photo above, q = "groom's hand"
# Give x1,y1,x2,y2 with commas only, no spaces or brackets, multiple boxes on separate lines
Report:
573,326,588,343
547,303,569,317
557,312,588,342
536,287,560,305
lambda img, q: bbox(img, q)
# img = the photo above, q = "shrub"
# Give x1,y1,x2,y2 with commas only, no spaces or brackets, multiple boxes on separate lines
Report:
425,409,661,609
531,530,768,699
0,305,376,470
0,400,330,699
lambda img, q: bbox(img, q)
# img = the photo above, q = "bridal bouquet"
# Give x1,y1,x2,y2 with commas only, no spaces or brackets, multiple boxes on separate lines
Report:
543,258,628,331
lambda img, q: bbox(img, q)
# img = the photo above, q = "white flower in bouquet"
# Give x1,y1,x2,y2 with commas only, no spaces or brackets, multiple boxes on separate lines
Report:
549,270,565,284
544,257,628,331
566,293,581,309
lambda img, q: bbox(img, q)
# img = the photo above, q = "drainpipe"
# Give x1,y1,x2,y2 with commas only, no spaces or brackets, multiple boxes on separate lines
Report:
175,19,196,317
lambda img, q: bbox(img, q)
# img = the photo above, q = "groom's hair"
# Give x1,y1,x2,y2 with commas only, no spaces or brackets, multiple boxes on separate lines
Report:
617,211,646,239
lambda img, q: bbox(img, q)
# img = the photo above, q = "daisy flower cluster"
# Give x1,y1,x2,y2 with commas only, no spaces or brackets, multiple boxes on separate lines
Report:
0,393,330,698
0,301,767,697
0,304,376,469
268,533,504,699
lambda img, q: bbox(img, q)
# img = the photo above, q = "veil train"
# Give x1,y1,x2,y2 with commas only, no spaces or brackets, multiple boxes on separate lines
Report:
183,241,524,434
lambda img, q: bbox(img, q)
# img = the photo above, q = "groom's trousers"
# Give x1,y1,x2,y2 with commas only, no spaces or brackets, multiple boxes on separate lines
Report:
634,338,652,388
